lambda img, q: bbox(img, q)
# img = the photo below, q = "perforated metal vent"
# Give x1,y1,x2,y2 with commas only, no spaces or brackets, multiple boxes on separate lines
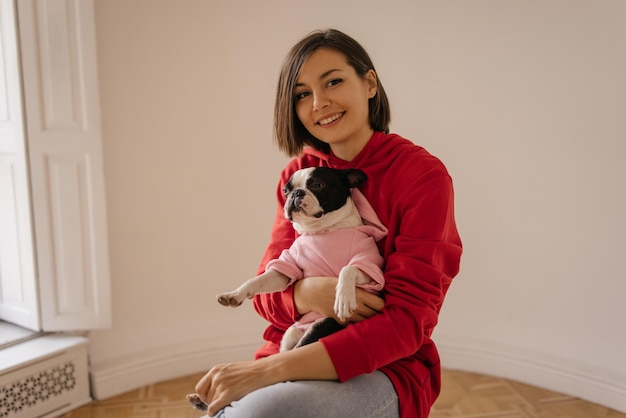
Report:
0,362,77,417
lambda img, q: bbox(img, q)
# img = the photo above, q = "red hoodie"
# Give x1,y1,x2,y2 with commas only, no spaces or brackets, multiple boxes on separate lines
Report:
253,131,463,417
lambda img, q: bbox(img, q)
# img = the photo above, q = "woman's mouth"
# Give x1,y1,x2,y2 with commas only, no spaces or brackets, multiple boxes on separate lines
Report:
318,112,344,126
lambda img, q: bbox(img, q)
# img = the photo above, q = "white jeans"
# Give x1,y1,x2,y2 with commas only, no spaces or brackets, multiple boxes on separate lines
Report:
204,370,399,418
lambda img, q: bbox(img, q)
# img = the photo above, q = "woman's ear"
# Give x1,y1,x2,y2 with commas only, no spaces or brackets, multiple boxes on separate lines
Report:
365,69,378,99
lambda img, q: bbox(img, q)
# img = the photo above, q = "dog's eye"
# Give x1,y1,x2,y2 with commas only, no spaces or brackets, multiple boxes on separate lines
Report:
310,182,325,190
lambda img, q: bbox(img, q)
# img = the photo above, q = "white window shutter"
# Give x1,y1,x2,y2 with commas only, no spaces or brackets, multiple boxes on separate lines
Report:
0,0,40,331
17,0,112,331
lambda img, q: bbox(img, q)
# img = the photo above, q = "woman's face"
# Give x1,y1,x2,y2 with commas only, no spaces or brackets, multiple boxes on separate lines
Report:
294,48,377,160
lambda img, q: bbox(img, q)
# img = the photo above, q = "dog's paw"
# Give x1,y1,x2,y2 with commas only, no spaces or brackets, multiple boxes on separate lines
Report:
186,393,208,412
216,292,244,307
334,289,357,321
335,266,360,321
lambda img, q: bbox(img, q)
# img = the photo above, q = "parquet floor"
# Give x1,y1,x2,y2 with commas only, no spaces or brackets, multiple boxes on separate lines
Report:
59,369,626,417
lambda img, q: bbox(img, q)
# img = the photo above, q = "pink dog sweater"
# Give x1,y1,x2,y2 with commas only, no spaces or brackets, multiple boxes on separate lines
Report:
265,189,387,329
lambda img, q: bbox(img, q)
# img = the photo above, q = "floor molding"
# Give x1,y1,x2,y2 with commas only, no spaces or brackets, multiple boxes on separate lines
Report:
89,338,261,400
436,335,626,414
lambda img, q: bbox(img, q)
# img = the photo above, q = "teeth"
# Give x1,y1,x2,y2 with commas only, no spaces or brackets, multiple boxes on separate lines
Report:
319,113,342,125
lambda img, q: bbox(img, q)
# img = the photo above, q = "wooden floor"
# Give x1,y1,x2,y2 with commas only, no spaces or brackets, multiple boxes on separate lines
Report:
59,369,626,418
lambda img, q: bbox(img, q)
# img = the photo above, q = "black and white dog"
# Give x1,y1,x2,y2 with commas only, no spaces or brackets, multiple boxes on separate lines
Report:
187,167,386,412
217,166,386,350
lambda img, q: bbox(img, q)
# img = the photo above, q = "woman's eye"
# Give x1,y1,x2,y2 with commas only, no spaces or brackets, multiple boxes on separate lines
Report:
327,78,342,87
295,91,310,101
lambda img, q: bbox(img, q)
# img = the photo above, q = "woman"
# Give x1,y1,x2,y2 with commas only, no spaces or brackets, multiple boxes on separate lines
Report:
195,28,462,417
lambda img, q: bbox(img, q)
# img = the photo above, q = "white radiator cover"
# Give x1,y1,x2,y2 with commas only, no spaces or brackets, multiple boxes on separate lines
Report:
0,335,90,418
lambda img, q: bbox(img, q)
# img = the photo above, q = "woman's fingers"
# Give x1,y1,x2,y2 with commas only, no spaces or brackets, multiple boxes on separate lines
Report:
207,391,231,417
358,288,385,311
335,290,384,323
194,368,215,405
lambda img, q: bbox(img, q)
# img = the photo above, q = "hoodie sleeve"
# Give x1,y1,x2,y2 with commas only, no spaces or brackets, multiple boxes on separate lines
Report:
321,165,462,383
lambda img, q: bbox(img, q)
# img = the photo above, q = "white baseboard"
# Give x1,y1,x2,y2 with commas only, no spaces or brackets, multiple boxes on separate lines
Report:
89,337,262,400
436,334,626,414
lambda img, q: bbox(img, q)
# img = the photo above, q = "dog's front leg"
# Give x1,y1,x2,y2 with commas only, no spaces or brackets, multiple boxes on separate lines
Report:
334,266,370,321
217,269,289,307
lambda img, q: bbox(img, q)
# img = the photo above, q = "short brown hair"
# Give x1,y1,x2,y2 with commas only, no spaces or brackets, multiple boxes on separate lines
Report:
274,29,391,157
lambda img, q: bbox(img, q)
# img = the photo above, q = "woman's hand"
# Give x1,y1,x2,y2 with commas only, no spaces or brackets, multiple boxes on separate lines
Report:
293,276,384,324
195,343,338,416
194,360,273,416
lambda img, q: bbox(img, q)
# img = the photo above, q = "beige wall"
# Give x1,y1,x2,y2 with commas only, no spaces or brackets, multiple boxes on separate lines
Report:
90,0,626,411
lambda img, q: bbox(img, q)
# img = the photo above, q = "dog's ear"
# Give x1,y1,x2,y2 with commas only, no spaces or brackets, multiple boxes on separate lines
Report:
343,169,367,188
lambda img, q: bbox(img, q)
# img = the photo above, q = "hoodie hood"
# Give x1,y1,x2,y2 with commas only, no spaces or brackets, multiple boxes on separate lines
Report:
300,131,400,243
301,131,414,171
351,188,388,242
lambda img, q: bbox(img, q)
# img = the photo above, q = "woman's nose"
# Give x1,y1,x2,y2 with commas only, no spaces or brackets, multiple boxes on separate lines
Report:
312,90,330,111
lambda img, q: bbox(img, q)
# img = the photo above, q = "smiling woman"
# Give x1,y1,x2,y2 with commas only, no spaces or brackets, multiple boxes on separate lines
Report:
293,49,378,161
274,30,391,159
190,28,463,418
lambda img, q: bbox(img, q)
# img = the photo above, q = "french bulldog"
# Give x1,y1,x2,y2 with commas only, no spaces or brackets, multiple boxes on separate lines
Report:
187,167,387,412
217,166,386,349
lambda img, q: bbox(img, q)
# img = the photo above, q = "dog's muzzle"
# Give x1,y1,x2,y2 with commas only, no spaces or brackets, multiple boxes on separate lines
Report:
285,190,305,219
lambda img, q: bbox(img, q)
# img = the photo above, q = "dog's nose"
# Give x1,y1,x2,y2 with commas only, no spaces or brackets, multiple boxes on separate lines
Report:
294,189,305,199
